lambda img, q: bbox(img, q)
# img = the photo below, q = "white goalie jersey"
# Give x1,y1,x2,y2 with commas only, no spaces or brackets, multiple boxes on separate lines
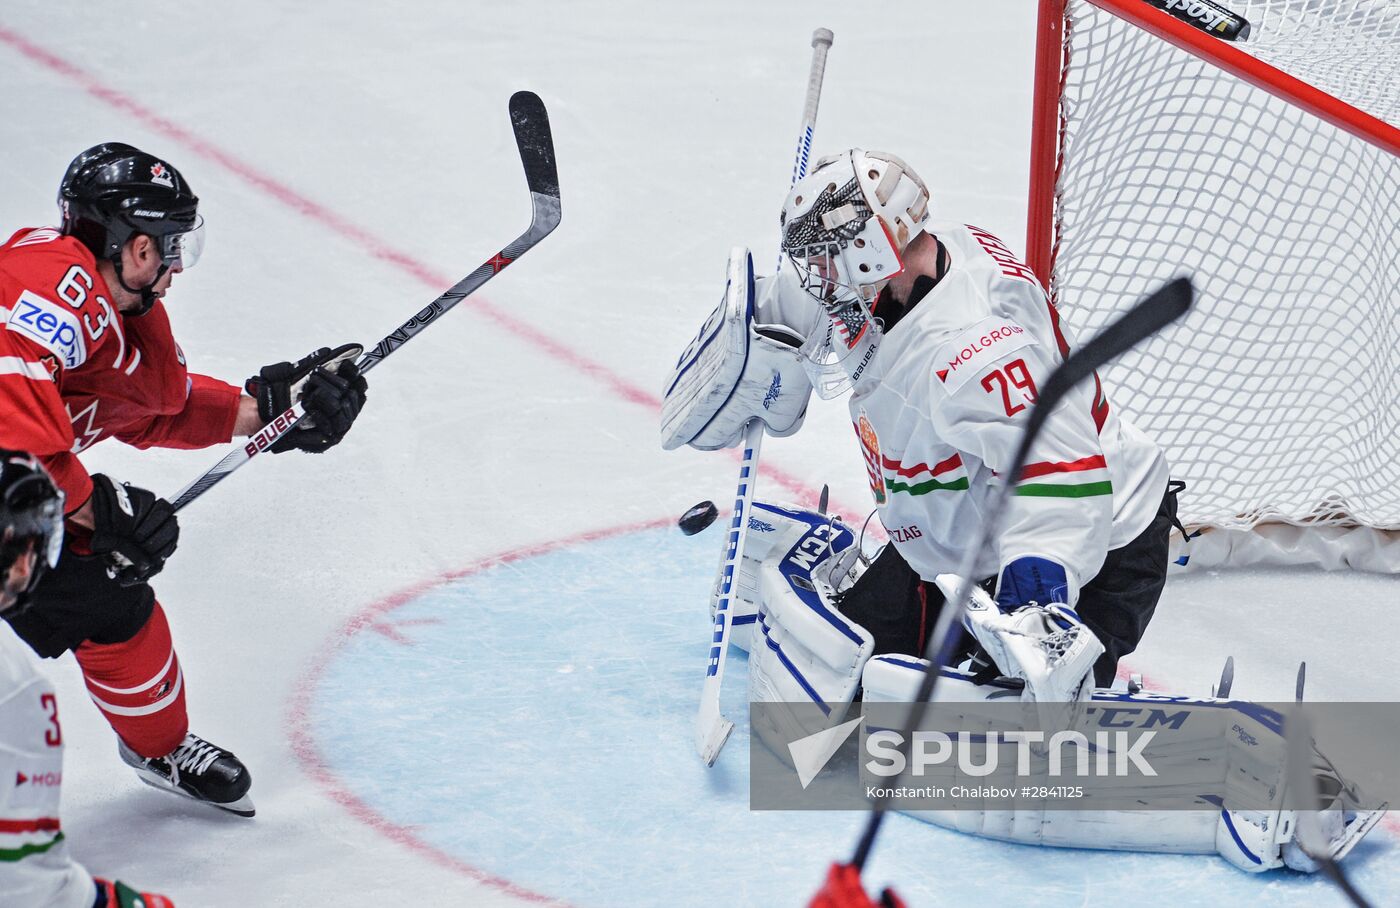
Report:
843,221,1169,600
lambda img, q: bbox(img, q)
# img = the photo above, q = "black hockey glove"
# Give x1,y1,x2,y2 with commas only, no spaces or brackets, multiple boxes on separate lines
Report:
246,343,368,454
87,474,179,587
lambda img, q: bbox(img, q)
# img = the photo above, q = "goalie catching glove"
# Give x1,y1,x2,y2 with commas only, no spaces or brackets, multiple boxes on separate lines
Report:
246,343,368,453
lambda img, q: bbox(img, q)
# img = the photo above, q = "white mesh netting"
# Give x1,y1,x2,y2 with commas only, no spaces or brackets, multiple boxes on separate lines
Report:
1047,0,1400,530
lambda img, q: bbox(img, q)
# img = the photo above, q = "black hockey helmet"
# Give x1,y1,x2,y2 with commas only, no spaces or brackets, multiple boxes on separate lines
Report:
58,142,204,272
0,451,64,616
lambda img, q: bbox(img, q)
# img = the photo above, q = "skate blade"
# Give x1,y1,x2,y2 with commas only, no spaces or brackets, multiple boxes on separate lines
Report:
1330,802,1387,863
131,767,257,818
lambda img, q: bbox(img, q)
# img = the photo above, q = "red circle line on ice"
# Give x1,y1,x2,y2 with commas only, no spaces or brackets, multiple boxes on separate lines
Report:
286,517,672,907
292,517,1400,897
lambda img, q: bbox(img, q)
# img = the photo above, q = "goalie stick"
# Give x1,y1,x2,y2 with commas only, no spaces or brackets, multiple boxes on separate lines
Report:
845,275,1195,874
695,27,835,767
168,90,561,512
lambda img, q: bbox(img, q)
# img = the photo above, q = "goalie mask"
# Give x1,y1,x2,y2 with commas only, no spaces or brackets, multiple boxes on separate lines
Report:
780,149,930,397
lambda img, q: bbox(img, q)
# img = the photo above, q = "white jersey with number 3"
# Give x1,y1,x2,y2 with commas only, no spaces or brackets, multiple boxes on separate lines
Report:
0,628,94,908
847,221,1168,602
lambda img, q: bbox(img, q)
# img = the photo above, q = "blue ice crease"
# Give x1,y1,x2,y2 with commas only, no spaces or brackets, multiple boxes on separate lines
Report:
307,528,1392,907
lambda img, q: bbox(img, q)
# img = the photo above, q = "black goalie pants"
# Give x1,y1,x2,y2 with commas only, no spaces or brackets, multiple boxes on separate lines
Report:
837,483,1178,688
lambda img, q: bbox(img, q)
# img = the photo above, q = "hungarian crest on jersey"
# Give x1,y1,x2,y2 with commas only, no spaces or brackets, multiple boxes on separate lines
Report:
856,410,886,506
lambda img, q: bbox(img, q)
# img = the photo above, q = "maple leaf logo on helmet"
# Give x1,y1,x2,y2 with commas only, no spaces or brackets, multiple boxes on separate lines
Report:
149,162,174,188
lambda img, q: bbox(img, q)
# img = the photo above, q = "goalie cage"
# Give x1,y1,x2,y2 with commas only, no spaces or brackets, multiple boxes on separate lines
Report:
1026,0,1400,572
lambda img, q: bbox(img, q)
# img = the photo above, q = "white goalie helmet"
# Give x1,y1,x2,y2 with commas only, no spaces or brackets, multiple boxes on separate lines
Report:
780,149,931,397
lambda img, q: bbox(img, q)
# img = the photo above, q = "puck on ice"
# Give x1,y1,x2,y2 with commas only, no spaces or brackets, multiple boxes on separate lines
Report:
678,500,719,536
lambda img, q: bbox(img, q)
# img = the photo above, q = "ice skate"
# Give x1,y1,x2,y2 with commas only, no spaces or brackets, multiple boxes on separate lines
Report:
119,732,255,817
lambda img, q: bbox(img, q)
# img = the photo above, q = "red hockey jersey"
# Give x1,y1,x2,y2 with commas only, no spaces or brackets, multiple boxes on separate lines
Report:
0,227,242,510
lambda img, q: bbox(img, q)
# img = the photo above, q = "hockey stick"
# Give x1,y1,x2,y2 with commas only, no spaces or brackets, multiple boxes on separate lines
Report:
1285,703,1374,906
168,91,560,512
695,27,835,767
848,275,1194,871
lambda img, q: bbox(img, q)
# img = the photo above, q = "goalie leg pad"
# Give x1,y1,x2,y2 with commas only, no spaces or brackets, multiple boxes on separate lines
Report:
748,511,872,748
859,665,1386,874
661,248,815,451
712,500,859,653
860,655,1024,705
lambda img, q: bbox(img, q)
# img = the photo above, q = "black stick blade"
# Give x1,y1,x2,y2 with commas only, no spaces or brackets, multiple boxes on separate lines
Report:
509,91,560,200
1217,655,1235,698
1045,277,1192,407
1019,276,1193,464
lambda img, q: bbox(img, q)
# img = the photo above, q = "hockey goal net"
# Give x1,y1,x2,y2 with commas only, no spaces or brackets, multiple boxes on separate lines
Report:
1027,0,1400,568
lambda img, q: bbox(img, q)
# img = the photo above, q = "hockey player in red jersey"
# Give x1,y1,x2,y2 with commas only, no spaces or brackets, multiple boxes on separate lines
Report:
0,449,175,907
0,143,369,816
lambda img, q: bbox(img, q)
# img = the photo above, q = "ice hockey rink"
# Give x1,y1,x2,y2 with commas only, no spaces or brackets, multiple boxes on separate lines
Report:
2,1,1397,905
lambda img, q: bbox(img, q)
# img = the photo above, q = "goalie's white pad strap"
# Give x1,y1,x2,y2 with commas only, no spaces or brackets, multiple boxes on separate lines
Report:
660,248,815,451
748,506,871,738
859,658,1382,873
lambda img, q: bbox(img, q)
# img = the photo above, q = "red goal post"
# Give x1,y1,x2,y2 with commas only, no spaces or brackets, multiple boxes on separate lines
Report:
1025,0,1400,570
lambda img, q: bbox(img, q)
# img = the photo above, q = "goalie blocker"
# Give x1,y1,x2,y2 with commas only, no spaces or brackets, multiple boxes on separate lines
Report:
661,249,818,451
743,499,1384,874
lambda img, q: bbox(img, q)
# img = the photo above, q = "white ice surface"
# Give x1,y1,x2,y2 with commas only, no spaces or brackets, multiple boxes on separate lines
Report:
0,2,1394,905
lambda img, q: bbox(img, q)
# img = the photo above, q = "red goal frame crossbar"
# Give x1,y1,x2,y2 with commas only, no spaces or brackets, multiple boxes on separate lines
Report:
1025,0,1400,288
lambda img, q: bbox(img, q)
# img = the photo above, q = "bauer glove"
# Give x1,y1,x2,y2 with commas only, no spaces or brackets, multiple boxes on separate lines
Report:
246,343,368,454
88,474,179,587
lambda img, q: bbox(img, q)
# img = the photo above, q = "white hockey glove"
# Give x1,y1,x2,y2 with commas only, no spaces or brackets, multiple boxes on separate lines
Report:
660,247,817,451
938,562,1102,731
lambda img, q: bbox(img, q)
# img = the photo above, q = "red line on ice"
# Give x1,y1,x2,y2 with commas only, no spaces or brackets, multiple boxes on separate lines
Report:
286,518,671,905
0,24,852,517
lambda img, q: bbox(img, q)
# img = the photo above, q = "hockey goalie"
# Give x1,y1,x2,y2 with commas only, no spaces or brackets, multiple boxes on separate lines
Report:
661,148,1383,873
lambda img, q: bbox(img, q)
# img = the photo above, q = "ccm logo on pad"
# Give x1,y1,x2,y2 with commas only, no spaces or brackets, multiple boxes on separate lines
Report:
7,291,87,369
